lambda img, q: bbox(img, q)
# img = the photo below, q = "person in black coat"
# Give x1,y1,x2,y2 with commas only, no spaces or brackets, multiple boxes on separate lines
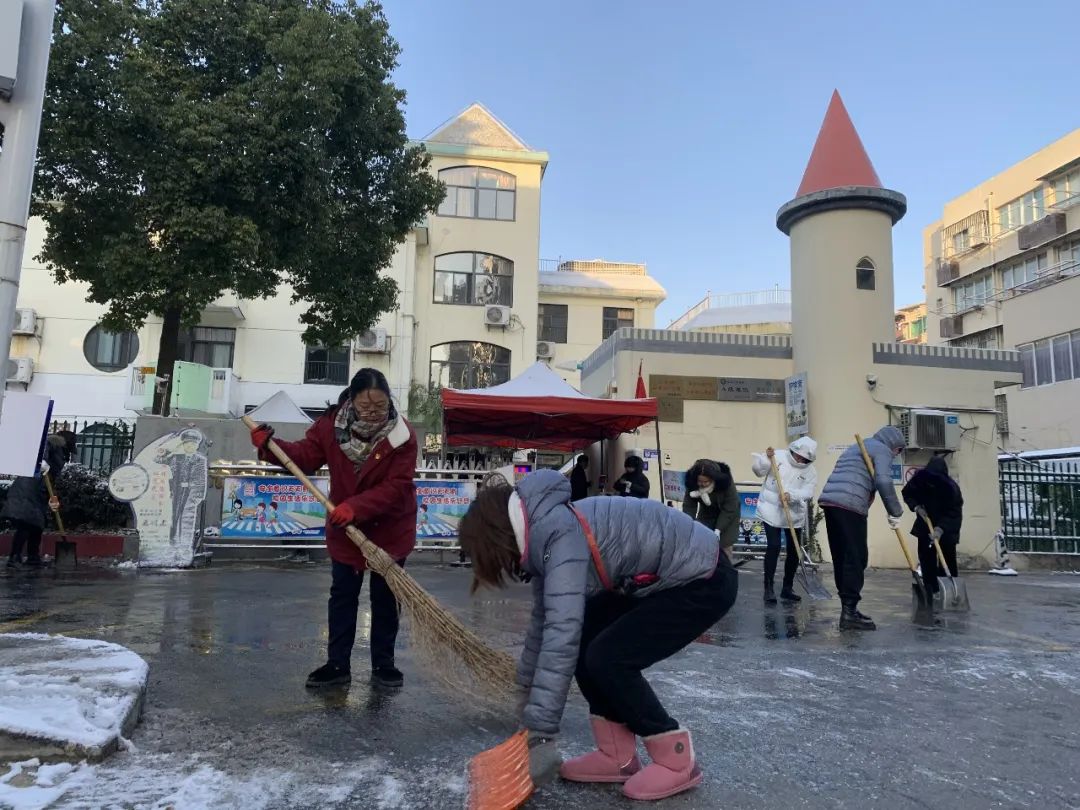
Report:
613,455,650,498
901,455,963,595
4,434,71,568
569,454,590,502
681,459,731,529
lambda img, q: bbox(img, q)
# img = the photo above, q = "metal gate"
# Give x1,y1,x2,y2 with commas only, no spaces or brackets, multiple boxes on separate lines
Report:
1000,460,1080,554
50,418,136,476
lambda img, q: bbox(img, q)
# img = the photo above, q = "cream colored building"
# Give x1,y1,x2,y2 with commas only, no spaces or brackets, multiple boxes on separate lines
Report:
923,127,1080,451
895,302,927,344
6,103,663,421
581,92,1021,569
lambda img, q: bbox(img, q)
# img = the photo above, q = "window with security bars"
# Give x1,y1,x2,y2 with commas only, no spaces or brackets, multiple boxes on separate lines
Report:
303,345,350,385
602,307,634,339
538,304,568,343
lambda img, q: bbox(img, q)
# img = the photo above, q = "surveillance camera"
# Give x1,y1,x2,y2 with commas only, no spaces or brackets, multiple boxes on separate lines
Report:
866,374,878,389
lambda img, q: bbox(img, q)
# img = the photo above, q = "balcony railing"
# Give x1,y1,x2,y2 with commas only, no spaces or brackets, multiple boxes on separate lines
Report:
125,362,241,416
539,258,647,275
668,287,791,330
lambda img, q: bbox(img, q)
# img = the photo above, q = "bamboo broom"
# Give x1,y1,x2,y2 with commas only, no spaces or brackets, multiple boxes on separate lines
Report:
241,415,517,695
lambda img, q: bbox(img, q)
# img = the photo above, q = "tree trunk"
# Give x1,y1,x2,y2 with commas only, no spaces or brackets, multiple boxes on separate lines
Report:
153,305,183,417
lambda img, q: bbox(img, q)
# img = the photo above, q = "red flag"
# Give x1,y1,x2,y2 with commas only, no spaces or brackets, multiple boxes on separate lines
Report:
635,361,647,399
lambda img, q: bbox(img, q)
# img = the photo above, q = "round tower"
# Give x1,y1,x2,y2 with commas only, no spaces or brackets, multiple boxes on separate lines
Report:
776,91,906,459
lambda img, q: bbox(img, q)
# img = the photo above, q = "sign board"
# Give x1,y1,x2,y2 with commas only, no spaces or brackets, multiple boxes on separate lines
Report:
785,372,808,439
656,394,685,423
737,488,767,545
716,377,785,403
649,374,785,424
220,476,329,539
827,444,850,454
0,391,53,477
111,428,208,568
661,470,686,502
416,480,476,539
643,449,658,459
903,466,924,484
890,463,903,484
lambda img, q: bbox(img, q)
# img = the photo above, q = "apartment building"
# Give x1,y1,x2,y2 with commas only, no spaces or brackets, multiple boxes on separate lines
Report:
923,127,1080,450
895,302,927,344
6,103,663,432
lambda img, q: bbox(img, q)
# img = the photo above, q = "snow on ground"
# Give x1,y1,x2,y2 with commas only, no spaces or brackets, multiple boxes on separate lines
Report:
0,751,466,809
0,634,147,756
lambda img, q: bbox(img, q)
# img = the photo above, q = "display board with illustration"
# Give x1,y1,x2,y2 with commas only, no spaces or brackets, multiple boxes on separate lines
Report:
416,480,476,539
220,476,330,539
109,428,208,568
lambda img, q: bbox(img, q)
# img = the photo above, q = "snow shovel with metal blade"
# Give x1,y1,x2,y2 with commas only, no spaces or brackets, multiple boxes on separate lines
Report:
42,472,77,570
853,435,932,614
769,455,831,600
919,512,969,611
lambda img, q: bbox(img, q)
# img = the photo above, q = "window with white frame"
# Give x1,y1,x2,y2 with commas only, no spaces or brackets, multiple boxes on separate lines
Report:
433,252,514,306
1016,329,1080,388
1055,240,1080,270
1002,252,1047,290
952,274,993,311
1052,168,1080,209
436,166,516,221
997,188,1044,232
951,229,970,254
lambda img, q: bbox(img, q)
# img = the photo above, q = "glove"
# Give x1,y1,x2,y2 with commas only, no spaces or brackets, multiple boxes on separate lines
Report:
915,506,928,520
526,732,561,786
932,526,944,542
39,460,50,476
48,496,60,512
328,502,357,528
887,514,902,529
249,423,274,451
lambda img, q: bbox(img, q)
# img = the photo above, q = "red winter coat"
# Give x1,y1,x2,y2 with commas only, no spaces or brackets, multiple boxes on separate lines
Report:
263,410,417,569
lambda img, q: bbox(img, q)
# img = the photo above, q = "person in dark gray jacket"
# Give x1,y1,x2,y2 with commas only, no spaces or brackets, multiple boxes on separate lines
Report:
4,434,70,568
818,425,906,631
458,469,737,802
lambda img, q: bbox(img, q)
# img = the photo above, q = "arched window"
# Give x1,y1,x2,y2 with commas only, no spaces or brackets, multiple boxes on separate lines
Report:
856,257,876,291
430,342,511,390
436,166,516,221
83,325,139,372
433,252,514,306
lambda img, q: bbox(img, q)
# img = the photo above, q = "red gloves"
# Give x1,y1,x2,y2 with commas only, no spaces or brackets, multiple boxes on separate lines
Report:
328,502,357,527
250,423,274,451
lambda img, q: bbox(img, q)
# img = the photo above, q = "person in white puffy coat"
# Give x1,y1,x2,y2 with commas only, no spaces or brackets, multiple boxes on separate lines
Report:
750,436,818,604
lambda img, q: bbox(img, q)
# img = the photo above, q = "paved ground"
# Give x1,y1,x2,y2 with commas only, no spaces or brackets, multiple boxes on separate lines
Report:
1,559,1078,809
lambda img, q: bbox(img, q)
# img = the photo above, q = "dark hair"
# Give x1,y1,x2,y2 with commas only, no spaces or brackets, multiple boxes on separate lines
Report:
233,499,243,507
684,459,733,492
56,429,78,458
458,484,521,594
625,455,643,472
576,454,588,467
328,367,397,418
270,501,277,509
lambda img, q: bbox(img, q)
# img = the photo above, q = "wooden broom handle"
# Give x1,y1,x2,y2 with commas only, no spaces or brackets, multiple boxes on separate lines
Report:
768,453,811,564
854,433,920,575
241,414,374,554
919,512,952,572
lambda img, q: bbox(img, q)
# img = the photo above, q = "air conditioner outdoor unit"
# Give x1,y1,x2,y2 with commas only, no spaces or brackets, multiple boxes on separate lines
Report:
939,315,962,339
6,357,34,385
354,328,388,353
484,305,511,327
536,341,555,360
897,409,961,451
12,308,37,336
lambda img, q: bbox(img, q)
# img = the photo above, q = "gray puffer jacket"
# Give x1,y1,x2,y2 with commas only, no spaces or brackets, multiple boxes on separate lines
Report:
515,469,722,735
819,425,906,517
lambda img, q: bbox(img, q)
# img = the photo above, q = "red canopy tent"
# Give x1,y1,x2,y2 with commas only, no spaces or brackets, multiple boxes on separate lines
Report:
439,362,658,452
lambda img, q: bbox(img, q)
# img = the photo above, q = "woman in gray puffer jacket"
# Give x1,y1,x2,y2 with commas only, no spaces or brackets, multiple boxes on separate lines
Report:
458,469,737,802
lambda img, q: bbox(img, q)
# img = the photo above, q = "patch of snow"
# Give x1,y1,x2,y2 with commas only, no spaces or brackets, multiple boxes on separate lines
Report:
0,759,95,810
114,560,138,570
0,633,147,752
780,667,816,679
377,775,405,809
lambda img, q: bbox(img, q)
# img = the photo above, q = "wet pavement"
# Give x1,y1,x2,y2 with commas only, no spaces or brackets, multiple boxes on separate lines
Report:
1,560,1079,809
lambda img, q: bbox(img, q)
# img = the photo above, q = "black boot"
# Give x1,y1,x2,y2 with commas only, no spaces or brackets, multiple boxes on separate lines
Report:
306,662,351,688
780,585,802,603
371,666,404,688
6,556,19,569
839,606,876,631
763,581,777,605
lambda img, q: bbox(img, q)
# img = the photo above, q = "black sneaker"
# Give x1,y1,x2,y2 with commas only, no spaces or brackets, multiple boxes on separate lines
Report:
24,556,43,568
839,608,876,631
5,557,19,569
763,583,778,605
780,588,802,603
306,663,351,688
371,666,404,688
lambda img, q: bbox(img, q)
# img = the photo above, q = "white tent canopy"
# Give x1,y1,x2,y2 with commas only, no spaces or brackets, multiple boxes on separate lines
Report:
457,361,585,398
246,391,313,424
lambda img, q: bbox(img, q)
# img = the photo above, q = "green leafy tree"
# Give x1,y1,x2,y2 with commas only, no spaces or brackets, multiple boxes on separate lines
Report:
34,0,443,414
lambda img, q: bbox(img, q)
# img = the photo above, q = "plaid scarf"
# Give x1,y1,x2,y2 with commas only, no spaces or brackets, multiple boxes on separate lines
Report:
334,405,397,469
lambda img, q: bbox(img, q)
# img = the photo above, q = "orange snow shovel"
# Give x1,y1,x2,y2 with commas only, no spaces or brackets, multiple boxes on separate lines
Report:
854,434,931,613
467,730,534,810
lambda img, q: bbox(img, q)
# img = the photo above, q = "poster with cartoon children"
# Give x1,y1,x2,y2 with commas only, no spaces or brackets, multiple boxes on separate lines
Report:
220,476,329,538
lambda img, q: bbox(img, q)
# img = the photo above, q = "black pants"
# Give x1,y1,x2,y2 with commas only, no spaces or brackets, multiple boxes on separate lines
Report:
8,521,43,562
917,535,959,594
327,559,403,670
823,506,868,610
574,561,739,737
763,523,800,590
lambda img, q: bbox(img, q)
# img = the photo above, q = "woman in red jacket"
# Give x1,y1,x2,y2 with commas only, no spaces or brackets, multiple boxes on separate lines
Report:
250,368,417,689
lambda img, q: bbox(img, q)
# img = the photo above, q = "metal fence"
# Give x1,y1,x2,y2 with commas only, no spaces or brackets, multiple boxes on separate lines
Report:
50,417,136,475
1000,460,1080,554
